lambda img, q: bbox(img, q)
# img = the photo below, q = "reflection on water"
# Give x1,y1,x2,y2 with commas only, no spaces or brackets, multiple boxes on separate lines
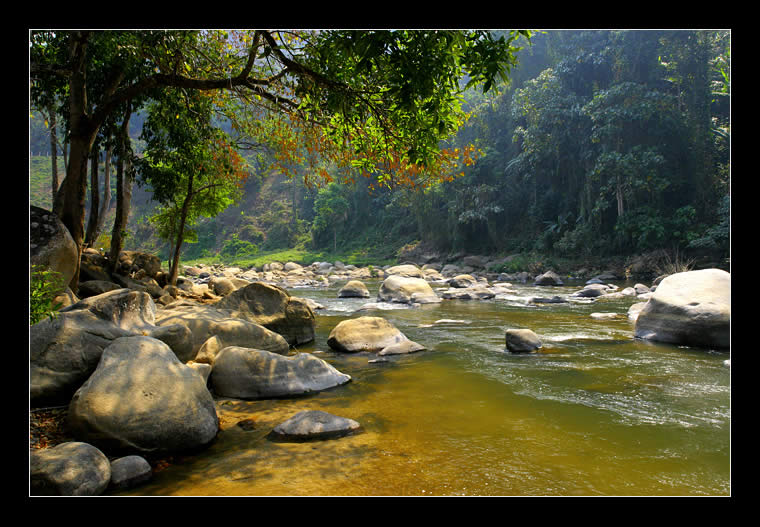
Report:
116,279,730,496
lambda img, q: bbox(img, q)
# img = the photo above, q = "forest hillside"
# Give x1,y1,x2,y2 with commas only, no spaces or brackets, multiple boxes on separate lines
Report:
29,30,730,274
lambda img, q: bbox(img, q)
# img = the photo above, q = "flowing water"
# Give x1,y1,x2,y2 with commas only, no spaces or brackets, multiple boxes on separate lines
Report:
115,279,731,496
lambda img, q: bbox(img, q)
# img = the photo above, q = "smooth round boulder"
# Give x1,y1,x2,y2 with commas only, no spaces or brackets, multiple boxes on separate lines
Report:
377,275,440,304
145,323,195,362
267,410,361,442
30,206,78,294
213,282,316,345
67,336,219,455
30,442,111,496
377,339,426,356
634,268,730,349
61,288,156,331
208,276,237,296
155,302,290,358
210,347,351,399
338,280,370,298
30,309,136,407
328,316,413,353
384,264,425,278
505,328,542,353
109,455,153,491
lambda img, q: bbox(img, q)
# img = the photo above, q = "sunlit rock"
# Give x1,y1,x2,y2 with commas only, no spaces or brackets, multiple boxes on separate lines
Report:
67,336,219,456
30,289,190,406
571,283,611,298
384,264,425,278
448,274,478,288
505,328,542,353
213,282,316,345
440,285,495,300
377,275,441,304
338,280,371,298
328,316,422,353
634,268,730,349
210,347,351,399
377,339,426,356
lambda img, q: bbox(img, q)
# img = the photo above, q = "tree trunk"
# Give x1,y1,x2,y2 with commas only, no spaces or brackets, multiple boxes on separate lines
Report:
48,103,59,206
108,110,133,275
96,147,113,243
616,177,624,218
60,32,99,291
84,146,113,250
84,148,100,248
60,135,94,291
292,172,299,224
169,173,195,286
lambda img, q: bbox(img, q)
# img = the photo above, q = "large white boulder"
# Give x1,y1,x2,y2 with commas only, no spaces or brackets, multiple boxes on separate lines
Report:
327,316,424,354
377,275,440,304
634,268,730,349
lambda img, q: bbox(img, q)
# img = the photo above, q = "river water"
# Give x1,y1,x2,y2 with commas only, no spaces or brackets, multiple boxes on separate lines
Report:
115,278,731,496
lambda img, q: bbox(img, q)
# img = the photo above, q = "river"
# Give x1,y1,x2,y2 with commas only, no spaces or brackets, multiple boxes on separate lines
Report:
114,278,731,496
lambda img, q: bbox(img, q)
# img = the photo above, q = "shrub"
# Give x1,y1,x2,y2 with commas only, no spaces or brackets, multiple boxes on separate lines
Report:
30,266,65,325
220,234,258,262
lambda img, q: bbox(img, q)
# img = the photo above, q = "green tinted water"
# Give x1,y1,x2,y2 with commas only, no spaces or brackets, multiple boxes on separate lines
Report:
116,279,730,496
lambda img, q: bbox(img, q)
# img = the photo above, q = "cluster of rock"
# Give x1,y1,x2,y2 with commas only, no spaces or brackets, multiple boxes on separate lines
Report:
28,274,362,494
30,441,153,496
29,210,731,494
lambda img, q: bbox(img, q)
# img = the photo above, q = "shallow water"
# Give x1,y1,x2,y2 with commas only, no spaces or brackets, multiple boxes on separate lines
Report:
115,279,730,496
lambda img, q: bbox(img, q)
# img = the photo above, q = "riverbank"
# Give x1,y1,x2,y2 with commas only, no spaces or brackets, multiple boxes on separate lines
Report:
181,246,728,285
30,252,730,496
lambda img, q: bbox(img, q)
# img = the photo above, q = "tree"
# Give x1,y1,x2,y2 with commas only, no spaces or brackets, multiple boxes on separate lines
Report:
138,88,248,285
30,29,531,289
311,183,350,253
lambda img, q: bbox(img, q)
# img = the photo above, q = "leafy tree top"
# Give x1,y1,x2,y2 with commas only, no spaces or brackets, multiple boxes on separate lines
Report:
30,29,531,188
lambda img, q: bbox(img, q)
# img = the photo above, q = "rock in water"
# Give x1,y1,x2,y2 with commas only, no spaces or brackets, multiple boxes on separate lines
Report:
210,348,351,399
378,339,426,356
505,328,542,353
377,275,441,304
267,410,361,442
338,280,371,298
327,316,422,353
67,336,219,456
448,274,478,288
383,264,425,278
534,270,564,286
634,268,730,349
